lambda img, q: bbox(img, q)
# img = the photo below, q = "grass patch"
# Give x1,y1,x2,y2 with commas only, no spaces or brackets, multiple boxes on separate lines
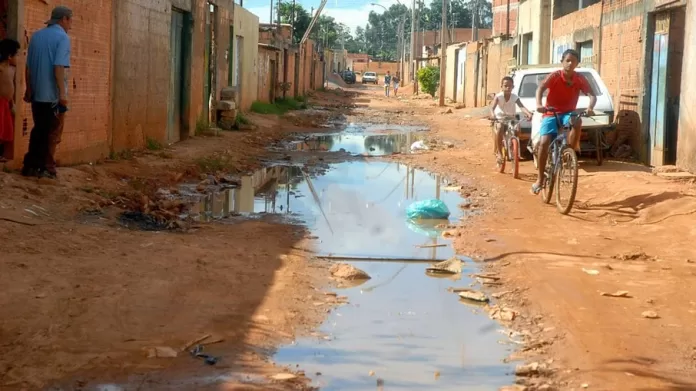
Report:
195,117,210,136
236,112,251,126
146,137,163,151
250,98,308,115
194,155,233,173
109,149,134,160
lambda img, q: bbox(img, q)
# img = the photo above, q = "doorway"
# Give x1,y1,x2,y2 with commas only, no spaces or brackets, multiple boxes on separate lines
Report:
648,7,685,166
269,58,277,102
1,0,16,161
203,2,218,125
168,8,190,143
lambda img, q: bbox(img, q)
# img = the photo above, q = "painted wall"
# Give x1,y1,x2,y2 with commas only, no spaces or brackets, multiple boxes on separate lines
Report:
232,5,259,110
444,44,460,102
257,45,278,103
677,0,695,172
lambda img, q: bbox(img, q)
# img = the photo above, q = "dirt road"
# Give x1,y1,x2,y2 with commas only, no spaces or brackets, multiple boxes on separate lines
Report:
2,82,695,390
351,84,696,390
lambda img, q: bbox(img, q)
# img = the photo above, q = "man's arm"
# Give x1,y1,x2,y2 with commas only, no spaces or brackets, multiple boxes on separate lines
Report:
489,96,499,118
54,36,71,105
23,66,31,102
579,75,597,115
535,74,554,112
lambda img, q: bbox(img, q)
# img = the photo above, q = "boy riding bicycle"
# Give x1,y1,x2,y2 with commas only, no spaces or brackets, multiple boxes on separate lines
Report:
489,76,532,165
531,49,597,195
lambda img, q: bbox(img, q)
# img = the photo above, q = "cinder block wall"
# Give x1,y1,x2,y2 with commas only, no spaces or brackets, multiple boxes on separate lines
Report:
492,0,518,36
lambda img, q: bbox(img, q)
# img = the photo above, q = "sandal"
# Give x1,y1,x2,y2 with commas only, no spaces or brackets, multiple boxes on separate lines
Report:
530,183,542,195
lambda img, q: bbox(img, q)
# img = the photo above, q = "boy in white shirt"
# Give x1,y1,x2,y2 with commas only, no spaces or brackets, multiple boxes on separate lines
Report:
489,76,533,164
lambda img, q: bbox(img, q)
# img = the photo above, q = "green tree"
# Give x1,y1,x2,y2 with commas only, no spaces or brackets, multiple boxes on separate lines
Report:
278,2,311,43
417,65,440,97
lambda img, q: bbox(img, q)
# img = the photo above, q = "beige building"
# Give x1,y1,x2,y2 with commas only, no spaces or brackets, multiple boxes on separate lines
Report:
516,0,552,65
232,6,260,111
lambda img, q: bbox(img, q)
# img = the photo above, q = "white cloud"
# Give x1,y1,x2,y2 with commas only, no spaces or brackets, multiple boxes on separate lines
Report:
244,0,412,36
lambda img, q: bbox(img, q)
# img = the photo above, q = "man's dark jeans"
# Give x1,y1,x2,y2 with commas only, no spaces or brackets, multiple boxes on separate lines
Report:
22,101,65,175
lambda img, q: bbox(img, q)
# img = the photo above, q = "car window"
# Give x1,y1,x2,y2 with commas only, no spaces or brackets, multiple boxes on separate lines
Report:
518,72,603,98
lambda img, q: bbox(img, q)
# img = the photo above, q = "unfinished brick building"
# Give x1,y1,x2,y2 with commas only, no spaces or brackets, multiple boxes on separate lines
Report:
1,0,263,168
492,0,519,37
550,0,688,167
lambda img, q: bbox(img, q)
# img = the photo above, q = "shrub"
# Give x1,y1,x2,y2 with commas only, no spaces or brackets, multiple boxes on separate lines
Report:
417,65,440,97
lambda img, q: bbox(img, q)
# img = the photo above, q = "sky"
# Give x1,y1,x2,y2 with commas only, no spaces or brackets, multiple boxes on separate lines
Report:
244,0,413,35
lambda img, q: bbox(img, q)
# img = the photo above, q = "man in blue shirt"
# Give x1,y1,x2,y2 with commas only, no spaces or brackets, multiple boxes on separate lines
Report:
21,5,72,179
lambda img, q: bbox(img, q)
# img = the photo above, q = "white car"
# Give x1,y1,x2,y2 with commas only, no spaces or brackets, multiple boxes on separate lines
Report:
362,71,378,84
509,67,614,152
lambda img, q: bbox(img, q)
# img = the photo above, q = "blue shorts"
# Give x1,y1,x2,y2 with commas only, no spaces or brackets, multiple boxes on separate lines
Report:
539,113,574,138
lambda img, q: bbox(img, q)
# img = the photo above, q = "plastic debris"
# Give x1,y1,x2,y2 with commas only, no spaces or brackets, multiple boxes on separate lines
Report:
406,199,451,220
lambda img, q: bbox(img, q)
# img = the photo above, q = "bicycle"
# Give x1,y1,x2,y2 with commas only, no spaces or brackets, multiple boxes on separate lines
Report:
533,107,588,215
490,114,522,179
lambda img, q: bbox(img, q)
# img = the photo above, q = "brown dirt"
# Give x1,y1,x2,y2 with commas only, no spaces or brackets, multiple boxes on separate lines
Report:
0,96,357,390
347,85,696,391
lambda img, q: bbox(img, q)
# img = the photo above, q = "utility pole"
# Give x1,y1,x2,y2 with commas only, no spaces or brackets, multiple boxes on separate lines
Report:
411,0,418,93
506,0,511,36
472,0,479,41
277,0,281,38
292,0,296,43
270,0,274,26
438,0,447,106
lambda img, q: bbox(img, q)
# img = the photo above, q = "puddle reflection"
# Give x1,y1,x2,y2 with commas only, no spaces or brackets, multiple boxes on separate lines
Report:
290,132,427,156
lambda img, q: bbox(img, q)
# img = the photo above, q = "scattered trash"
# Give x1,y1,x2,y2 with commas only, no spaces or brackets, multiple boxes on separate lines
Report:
410,140,429,151
146,346,178,358
600,291,631,298
181,334,212,352
582,268,600,275
499,385,527,391
189,344,218,365
406,199,451,219
329,263,371,280
457,289,490,303
581,384,589,389
416,243,447,248
368,370,375,377
642,311,660,319
426,257,462,274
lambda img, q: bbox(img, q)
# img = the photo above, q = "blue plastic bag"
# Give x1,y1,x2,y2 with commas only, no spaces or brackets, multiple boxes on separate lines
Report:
406,199,451,220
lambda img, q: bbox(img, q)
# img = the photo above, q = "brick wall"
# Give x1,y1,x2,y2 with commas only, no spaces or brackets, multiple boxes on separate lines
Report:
14,0,113,165
551,2,601,64
257,45,278,103
352,61,399,75
492,0,518,36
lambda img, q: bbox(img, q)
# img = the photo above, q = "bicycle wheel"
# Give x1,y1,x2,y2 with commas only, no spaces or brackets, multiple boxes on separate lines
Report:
510,137,520,179
555,147,579,214
595,129,604,166
497,143,507,174
541,165,554,204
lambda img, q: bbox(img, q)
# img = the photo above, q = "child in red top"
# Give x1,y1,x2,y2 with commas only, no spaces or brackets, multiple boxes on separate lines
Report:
531,49,596,195
0,39,19,161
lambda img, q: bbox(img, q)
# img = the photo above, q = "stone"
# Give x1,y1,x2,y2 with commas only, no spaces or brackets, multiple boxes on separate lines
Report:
457,289,490,303
218,117,235,131
329,263,371,280
642,310,660,319
216,100,236,110
220,87,238,101
219,108,238,119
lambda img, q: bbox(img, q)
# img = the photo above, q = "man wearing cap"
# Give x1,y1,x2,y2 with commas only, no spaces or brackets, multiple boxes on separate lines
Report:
21,5,72,179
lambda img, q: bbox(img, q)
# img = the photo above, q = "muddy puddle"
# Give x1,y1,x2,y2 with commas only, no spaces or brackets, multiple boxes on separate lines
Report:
283,123,428,156
258,160,514,390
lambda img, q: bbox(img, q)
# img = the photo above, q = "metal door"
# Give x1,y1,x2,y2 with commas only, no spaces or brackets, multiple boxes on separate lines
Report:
168,10,184,143
649,13,670,167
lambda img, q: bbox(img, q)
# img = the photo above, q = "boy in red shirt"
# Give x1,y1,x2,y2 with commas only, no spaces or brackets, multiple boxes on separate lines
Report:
531,49,596,195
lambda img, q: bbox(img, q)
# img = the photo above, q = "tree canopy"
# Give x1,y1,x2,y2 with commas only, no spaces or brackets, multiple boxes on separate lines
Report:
276,0,492,60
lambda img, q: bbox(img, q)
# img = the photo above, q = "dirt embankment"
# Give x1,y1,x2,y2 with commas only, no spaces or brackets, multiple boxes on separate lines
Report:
0,93,358,390
349,86,696,391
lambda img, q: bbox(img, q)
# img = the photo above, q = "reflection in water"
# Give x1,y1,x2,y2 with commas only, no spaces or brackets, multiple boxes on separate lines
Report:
245,160,513,390
291,132,426,156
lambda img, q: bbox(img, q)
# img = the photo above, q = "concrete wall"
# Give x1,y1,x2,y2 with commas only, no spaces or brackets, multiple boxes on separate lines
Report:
444,44,460,102
257,45,278,103
486,38,516,101
352,61,399,75
14,0,113,165
112,0,177,151
677,0,695,172
232,5,259,110
518,0,548,65
463,42,481,107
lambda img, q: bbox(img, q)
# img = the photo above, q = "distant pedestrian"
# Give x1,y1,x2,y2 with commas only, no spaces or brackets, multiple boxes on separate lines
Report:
392,72,400,96
384,71,392,97
0,39,19,162
22,6,72,179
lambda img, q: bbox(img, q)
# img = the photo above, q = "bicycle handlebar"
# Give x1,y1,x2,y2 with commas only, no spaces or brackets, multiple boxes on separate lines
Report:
537,106,592,117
